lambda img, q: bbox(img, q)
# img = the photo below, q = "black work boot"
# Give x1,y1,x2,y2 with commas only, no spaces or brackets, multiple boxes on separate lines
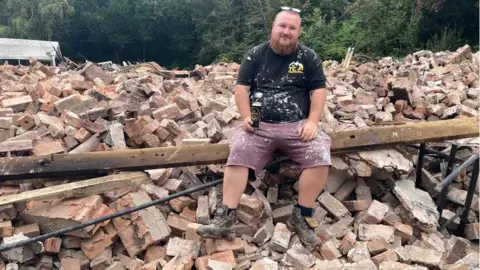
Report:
286,206,322,250
196,204,237,240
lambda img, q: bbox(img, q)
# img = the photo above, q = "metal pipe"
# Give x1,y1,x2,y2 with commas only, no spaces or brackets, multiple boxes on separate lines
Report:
437,145,458,214
434,155,479,193
0,178,223,253
415,143,426,188
457,159,480,235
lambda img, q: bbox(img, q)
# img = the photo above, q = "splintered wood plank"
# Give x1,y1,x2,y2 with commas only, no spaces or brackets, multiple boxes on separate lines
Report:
0,172,150,206
0,117,478,180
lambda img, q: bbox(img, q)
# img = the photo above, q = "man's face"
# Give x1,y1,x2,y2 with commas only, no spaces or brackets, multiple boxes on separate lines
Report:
271,12,301,48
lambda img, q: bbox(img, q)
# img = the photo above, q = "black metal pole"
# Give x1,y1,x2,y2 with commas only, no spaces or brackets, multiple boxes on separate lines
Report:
436,145,458,214
457,159,480,235
415,143,426,188
407,144,466,162
435,154,479,193
0,178,223,253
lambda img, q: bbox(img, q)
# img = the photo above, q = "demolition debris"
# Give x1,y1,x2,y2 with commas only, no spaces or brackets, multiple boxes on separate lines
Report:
0,45,478,269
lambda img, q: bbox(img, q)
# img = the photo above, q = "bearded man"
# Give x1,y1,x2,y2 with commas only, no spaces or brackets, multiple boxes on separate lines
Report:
196,7,331,249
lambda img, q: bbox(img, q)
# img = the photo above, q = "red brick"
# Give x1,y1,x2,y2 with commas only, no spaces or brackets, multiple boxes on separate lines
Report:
339,231,356,255
152,104,182,121
195,250,236,270
14,223,40,238
110,191,171,257
62,110,83,128
179,207,197,222
44,237,62,253
320,240,342,260
23,195,111,238
0,221,13,237
32,140,65,155
169,196,196,213
17,113,35,130
60,258,81,270
167,213,191,235
62,236,82,249
74,127,92,143
81,228,114,260
367,238,388,255
371,250,398,267
144,246,166,263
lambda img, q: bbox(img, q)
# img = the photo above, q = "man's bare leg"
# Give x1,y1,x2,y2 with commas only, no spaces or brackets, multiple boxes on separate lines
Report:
223,165,249,208
298,166,329,207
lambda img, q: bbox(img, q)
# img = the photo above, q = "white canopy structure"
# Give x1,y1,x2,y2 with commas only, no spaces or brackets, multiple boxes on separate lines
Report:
0,38,62,65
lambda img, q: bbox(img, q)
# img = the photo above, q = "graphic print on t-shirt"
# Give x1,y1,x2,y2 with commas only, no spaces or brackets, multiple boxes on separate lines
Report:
236,41,326,124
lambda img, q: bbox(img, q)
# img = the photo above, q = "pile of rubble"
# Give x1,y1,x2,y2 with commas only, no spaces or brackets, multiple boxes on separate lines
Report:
0,45,478,269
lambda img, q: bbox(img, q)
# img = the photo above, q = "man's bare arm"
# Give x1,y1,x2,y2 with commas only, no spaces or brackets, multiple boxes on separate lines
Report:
307,88,327,123
235,85,251,120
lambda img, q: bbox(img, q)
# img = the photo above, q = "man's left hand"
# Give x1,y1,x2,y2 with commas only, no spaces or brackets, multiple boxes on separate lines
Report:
299,120,318,142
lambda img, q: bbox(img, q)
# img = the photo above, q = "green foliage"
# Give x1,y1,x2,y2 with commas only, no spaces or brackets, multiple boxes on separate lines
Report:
0,0,477,68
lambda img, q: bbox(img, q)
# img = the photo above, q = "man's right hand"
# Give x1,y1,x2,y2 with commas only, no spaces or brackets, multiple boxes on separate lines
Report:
242,116,254,132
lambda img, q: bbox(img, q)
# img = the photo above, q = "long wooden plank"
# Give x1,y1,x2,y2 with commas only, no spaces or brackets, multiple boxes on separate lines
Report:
0,117,478,180
0,172,150,206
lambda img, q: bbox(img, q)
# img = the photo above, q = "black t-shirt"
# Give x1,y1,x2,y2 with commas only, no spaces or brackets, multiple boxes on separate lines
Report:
236,41,326,123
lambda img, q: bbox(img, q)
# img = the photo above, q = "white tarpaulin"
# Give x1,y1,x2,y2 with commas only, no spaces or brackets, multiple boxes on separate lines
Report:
0,38,62,64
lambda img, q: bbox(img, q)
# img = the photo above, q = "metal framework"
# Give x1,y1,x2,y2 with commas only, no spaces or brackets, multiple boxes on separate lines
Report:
415,142,479,236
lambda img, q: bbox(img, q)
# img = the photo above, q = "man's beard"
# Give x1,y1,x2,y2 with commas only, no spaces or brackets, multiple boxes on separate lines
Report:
270,36,297,55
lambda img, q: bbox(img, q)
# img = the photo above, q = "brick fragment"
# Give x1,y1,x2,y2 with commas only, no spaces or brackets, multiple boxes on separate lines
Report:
169,196,196,213
405,245,442,268
195,251,236,270
167,213,191,235
319,240,342,260
339,231,356,254
269,222,291,253
285,245,316,269
14,223,39,238
81,228,115,260
32,140,65,155
44,237,62,253
334,178,357,201
444,236,470,264
90,247,112,270
367,238,388,256
118,253,144,270
144,246,165,263
358,224,395,243
106,262,127,270
110,191,171,257
371,250,398,267
318,191,349,219
60,258,81,270
0,221,13,237
196,196,210,225
330,216,354,238
464,223,479,240
364,200,389,224
166,237,201,258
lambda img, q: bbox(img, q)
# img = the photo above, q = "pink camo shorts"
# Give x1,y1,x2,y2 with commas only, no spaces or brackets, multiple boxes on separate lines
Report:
226,120,332,175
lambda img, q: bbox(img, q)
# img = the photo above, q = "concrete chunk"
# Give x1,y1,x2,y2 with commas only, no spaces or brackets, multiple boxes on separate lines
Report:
393,180,439,232
404,245,442,268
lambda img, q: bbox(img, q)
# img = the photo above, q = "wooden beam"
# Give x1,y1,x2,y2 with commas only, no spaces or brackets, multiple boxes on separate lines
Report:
0,117,478,180
0,172,150,206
